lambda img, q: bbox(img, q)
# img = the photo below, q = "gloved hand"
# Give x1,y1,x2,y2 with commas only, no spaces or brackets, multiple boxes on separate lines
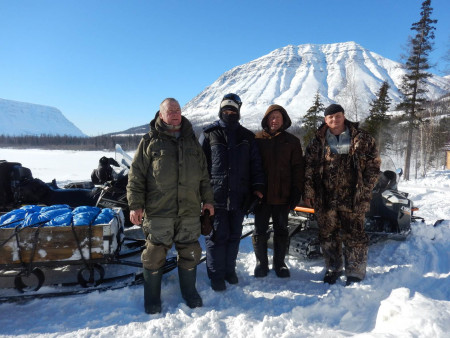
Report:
200,209,215,236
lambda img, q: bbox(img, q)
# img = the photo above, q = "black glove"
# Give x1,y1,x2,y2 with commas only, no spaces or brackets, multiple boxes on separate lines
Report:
200,209,215,236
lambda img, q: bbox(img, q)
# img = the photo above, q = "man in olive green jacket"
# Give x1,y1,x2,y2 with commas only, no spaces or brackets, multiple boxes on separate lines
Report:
127,98,214,314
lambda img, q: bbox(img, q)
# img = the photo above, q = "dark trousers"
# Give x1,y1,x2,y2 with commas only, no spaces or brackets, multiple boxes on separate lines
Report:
205,209,245,280
254,204,289,237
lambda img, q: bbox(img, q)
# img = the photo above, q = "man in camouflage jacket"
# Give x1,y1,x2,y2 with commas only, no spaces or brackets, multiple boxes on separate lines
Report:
127,98,214,314
304,104,380,286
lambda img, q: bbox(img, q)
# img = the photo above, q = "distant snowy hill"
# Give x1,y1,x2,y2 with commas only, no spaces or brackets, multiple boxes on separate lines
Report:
182,41,449,129
0,98,86,137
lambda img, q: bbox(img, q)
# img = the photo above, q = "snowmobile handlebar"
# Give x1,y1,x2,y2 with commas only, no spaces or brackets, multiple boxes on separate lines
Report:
294,206,315,214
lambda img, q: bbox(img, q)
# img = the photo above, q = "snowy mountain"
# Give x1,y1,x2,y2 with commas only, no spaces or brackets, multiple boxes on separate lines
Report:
182,41,450,129
0,98,86,137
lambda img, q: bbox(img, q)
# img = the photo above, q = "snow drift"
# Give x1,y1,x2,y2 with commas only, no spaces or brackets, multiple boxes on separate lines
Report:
0,148,449,337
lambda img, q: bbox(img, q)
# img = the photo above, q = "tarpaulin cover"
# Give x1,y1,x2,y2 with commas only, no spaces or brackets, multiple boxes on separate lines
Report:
0,205,115,228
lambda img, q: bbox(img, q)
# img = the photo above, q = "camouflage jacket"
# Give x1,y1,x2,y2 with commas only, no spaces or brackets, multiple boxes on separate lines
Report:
304,120,380,213
127,113,214,218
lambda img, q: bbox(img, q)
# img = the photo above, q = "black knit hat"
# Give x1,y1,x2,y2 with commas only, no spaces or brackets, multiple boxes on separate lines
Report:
324,104,345,116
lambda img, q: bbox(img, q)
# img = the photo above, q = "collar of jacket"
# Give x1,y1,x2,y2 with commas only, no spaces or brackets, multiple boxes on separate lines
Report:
257,130,282,139
316,119,359,139
316,119,361,157
149,111,194,139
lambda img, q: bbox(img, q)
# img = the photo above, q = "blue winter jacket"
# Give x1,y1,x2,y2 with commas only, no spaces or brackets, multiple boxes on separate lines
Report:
200,120,265,211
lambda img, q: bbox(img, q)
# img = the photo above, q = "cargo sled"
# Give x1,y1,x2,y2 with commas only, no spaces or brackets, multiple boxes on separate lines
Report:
0,206,147,299
0,147,176,302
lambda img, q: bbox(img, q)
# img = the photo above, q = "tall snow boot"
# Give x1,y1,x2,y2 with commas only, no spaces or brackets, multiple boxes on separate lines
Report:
273,235,290,278
252,235,269,278
178,267,203,308
143,268,162,314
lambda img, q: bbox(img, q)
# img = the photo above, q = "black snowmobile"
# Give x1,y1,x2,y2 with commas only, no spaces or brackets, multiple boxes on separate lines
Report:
0,145,133,227
279,154,422,259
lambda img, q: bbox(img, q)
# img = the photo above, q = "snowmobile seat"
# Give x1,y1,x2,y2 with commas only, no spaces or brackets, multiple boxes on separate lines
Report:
0,161,25,210
10,164,33,189
375,170,397,192
14,178,51,204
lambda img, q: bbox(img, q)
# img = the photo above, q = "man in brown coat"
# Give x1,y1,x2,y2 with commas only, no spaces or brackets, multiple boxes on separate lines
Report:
253,104,305,278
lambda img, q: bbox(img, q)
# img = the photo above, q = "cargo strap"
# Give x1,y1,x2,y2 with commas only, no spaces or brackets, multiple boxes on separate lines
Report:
70,223,94,269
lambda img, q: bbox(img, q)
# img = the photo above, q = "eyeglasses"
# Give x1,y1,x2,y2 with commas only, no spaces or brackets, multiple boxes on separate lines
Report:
222,93,242,107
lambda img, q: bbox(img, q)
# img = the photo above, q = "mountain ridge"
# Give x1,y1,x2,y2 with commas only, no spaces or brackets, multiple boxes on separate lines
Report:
2,42,448,137
181,41,449,130
0,98,86,137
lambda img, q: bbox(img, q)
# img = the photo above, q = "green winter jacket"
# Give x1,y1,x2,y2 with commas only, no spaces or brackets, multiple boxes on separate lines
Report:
127,114,214,218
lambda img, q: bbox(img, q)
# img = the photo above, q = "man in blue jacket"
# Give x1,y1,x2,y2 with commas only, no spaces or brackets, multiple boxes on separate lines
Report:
200,93,265,291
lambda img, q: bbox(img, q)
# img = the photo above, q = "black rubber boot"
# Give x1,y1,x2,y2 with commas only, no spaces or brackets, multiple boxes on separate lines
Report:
323,270,343,285
211,278,226,291
178,267,203,308
252,235,269,278
345,276,362,286
225,271,239,284
143,268,162,314
273,235,290,278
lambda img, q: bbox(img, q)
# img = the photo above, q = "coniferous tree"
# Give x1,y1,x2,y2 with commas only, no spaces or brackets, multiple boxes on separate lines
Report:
363,81,392,153
302,91,324,146
397,0,437,180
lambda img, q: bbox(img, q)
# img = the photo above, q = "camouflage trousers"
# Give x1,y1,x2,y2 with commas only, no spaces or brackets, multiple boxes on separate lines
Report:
141,216,202,270
316,209,369,280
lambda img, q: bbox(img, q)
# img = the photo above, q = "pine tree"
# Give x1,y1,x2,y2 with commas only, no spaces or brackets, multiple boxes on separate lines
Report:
302,91,324,146
397,0,437,180
364,81,392,153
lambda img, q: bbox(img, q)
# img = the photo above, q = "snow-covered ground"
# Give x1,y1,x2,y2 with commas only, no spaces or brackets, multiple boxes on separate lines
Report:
0,148,449,337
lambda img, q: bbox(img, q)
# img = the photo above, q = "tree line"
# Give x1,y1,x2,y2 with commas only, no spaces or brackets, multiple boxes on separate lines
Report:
0,134,142,151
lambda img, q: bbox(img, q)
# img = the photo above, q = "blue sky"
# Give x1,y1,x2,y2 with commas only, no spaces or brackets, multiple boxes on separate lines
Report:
0,0,449,136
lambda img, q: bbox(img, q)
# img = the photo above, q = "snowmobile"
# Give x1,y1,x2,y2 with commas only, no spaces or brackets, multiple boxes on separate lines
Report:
0,145,133,226
276,154,422,260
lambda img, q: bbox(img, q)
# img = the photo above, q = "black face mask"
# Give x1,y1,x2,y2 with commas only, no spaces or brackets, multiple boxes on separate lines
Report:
221,113,240,125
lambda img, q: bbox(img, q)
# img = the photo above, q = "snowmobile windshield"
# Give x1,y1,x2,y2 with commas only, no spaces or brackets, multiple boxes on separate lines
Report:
379,154,397,173
115,144,132,170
